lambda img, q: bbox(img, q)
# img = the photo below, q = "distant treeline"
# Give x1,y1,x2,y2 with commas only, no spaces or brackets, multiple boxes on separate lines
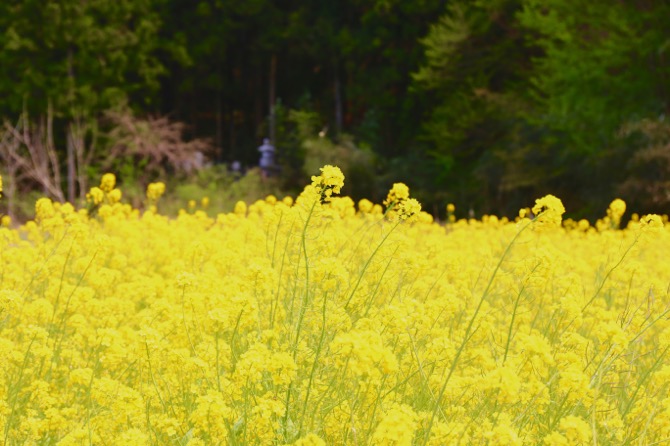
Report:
1,0,669,218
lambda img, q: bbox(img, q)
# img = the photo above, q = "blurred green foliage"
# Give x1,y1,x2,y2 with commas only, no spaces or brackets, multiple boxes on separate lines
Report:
119,166,284,216
415,0,670,217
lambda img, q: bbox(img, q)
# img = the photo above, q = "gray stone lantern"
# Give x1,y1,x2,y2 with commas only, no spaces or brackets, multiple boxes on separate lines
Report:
258,138,276,177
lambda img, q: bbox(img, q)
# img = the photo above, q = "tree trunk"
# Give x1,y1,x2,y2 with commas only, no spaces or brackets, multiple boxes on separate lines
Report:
215,90,223,162
269,54,277,145
1,125,20,220
334,72,343,135
66,47,76,203
6,171,16,220
67,124,76,203
255,69,263,140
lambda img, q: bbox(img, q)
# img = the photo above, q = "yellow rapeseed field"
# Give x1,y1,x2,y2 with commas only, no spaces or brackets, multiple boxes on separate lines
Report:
1,167,669,445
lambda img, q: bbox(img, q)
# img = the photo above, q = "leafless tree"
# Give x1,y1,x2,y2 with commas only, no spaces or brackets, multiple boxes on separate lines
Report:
102,109,213,183
66,114,98,201
0,106,65,218
619,118,670,209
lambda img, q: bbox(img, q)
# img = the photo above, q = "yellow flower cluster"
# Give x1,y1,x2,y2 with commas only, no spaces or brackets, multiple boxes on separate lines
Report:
383,182,410,207
86,173,122,206
100,173,116,192
384,182,422,221
531,193,566,228
309,164,345,203
1,169,669,445
146,181,166,201
608,198,626,226
446,202,456,223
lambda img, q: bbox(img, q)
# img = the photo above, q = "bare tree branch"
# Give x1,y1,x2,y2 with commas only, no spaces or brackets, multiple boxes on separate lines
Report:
1,109,65,203
102,108,213,182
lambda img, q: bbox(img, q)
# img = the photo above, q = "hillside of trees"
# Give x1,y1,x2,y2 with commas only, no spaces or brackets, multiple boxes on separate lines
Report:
1,0,669,220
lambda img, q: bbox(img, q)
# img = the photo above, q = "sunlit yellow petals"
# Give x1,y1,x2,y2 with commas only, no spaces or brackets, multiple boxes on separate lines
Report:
0,168,669,444
532,194,565,228
383,182,410,207
100,173,117,192
146,181,166,200
371,403,418,446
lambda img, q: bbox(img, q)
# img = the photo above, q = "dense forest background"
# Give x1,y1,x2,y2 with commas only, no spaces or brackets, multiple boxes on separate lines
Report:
1,0,670,220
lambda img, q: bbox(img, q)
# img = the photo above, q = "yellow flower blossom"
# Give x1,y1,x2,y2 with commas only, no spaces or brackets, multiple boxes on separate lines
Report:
607,198,626,228
0,289,20,317
310,164,345,203
107,188,122,204
397,197,422,221
358,198,374,213
294,433,326,446
382,182,422,222
86,186,105,205
234,200,247,215
35,197,56,221
383,182,410,208
0,167,669,444
371,403,418,446
146,181,166,200
558,415,591,443
641,213,663,229
532,194,565,228
100,173,116,192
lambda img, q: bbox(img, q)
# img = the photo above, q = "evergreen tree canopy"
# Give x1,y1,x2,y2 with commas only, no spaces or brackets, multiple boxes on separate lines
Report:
1,0,669,218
